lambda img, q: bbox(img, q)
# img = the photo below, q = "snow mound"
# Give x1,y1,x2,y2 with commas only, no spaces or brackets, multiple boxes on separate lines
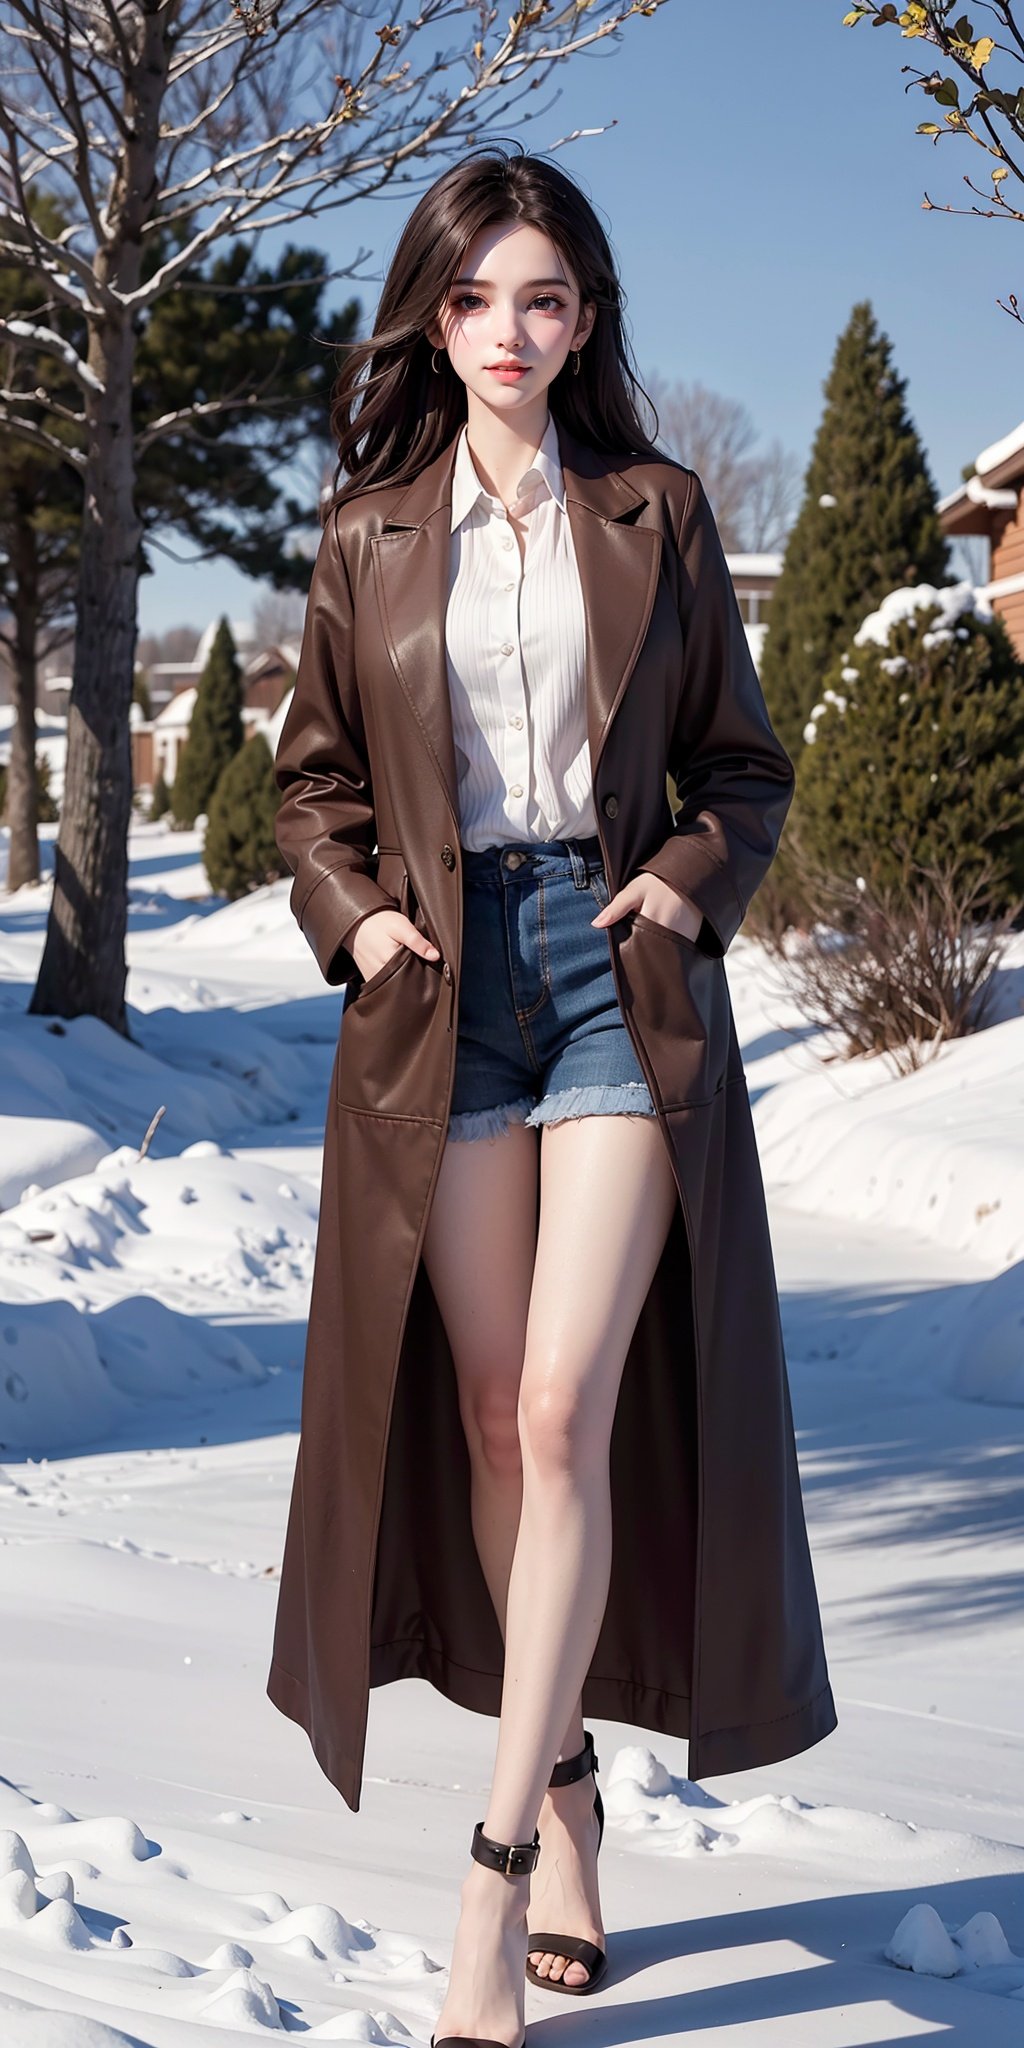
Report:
887,1900,1024,2002
0,1781,444,2038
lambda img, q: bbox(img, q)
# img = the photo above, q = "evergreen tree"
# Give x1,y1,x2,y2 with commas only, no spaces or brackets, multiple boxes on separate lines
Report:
0,750,58,825
796,582,1024,913
149,768,171,821
203,734,283,899
760,301,951,758
171,620,244,827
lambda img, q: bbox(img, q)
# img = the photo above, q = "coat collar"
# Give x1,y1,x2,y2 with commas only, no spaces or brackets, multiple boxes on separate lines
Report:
368,412,664,828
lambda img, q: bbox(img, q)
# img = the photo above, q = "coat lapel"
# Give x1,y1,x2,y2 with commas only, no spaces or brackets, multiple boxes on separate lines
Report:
369,416,664,828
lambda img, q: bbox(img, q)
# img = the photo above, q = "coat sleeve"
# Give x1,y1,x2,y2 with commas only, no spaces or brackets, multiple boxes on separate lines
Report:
273,511,400,985
636,471,795,957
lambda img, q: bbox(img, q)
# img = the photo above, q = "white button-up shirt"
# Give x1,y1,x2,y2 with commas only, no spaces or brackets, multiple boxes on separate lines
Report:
444,410,596,850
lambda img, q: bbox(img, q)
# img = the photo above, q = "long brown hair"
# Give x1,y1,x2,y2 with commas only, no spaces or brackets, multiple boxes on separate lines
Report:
325,146,661,514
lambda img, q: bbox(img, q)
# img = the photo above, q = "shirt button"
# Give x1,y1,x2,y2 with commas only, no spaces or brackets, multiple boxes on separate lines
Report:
501,536,515,551
509,784,523,798
500,642,515,656
505,581,515,592
509,715,523,728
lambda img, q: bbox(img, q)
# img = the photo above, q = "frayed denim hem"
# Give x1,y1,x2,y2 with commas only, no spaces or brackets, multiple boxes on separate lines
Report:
446,1094,536,1142
525,1079,656,1128
446,1080,657,1140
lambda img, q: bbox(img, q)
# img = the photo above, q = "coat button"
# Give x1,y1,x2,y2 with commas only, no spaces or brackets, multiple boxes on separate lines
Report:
441,843,456,869
442,960,452,981
603,793,619,818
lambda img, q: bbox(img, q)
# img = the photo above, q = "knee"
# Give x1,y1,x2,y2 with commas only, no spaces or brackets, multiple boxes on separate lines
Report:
518,1370,599,1480
462,1380,524,1480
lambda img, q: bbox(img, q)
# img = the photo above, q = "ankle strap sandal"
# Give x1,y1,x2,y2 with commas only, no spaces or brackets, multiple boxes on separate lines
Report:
470,1819,541,1876
525,1728,608,1996
430,1823,539,2048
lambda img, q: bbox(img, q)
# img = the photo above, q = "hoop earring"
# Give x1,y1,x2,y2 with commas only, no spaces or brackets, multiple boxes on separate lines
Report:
572,348,581,377
431,346,444,375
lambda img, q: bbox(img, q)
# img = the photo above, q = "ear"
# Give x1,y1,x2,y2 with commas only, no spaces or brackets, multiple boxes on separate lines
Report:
573,299,598,350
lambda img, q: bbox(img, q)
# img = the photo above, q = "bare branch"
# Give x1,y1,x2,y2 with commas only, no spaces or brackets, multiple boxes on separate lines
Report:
0,400,87,467
0,316,100,391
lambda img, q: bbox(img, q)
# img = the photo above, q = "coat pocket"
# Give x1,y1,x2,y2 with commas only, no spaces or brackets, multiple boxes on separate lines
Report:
336,857,447,1118
617,910,731,1107
630,909,699,950
349,937,413,1000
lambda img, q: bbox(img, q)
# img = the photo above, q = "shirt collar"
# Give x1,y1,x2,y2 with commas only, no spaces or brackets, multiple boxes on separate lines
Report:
450,410,566,533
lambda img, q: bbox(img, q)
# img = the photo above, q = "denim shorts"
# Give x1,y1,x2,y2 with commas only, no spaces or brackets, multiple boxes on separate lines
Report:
447,836,658,1141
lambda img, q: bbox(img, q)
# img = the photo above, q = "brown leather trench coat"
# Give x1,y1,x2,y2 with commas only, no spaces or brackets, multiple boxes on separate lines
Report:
266,411,837,1813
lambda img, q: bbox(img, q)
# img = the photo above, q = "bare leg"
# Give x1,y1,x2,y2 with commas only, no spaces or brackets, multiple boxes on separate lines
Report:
421,1121,537,1622
421,1122,593,1992
429,1111,678,2043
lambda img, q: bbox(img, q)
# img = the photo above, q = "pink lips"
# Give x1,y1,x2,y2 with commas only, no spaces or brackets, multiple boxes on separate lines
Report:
487,365,529,377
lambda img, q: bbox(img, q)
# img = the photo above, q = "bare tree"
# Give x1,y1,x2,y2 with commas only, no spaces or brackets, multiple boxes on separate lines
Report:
843,1,1024,323
0,0,666,1033
642,372,802,549
137,624,203,670
252,587,309,648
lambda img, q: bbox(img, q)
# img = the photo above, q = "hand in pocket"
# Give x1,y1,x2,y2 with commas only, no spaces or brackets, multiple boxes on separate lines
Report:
351,908,439,982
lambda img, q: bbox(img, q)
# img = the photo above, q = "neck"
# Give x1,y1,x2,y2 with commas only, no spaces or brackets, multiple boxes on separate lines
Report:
462,395,552,508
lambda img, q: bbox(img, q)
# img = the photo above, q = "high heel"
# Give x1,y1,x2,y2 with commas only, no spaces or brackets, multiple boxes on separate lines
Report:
431,1820,540,2048
525,1728,608,1995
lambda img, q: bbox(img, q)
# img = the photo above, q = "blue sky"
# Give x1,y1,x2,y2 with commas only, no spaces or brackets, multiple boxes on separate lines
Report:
138,0,1023,635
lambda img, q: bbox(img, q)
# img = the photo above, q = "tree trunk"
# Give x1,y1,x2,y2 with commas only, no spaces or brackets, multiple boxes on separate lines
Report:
28,6,170,1034
29,309,141,1035
5,507,41,892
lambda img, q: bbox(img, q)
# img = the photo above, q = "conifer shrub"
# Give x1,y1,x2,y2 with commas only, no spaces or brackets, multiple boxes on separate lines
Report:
0,752,58,823
796,582,1024,914
773,581,1024,1062
203,733,283,898
759,301,951,758
149,767,171,821
171,617,244,827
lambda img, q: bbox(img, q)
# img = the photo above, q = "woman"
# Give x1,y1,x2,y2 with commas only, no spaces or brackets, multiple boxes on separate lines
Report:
267,147,837,2048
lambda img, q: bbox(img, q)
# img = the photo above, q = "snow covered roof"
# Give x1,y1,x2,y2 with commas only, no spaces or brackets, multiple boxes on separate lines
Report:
263,688,293,759
725,553,783,579
153,685,197,729
193,617,256,667
974,418,1024,478
938,416,1024,534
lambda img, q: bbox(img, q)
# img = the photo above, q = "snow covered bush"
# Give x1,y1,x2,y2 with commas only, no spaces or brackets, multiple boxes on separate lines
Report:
796,580,1024,914
768,582,1024,1066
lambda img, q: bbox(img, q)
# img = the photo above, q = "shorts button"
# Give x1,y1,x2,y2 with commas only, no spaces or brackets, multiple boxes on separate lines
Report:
505,850,525,869
602,793,619,818
441,843,456,869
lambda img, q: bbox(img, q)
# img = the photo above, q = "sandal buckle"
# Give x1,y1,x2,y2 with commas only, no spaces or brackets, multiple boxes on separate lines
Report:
501,1835,539,1874
472,1821,541,1875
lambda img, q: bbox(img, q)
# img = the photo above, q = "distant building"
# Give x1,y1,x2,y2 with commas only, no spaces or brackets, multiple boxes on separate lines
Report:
938,419,1024,658
144,617,259,716
131,624,297,790
725,553,782,671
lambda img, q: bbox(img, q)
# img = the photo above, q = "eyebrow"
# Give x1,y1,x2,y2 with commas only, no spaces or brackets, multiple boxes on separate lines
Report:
450,276,571,291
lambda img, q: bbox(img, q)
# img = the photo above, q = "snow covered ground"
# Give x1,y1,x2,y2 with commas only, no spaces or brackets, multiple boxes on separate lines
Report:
0,817,1022,2046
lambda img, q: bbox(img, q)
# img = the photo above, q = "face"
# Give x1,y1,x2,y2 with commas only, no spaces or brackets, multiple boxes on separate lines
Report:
427,219,595,409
